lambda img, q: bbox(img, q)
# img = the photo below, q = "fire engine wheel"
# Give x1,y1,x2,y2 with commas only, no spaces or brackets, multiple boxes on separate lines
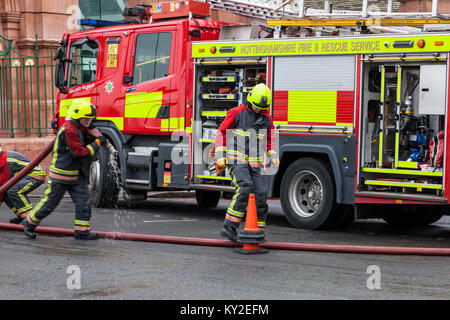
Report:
280,157,337,230
382,205,445,227
195,190,221,208
88,143,120,208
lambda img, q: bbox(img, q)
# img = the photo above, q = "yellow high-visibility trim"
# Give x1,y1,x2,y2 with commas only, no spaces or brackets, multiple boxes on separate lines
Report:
7,158,45,176
96,117,124,131
161,119,169,132
196,175,232,181
227,207,245,218
233,129,250,137
74,220,90,226
273,121,289,125
288,91,337,123
17,204,33,214
17,181,34,209
380,67,385,102
30,180,53,223
178,117,185,130
362,167,443,177
364,180,442,190
228,172,241,217
169,117,179,131
192,35,450,58
202,111,228,116
124,91,163,118
50,167,79,176
396,67,402,104
398,161,419,169
378,132,383,167
87,144,95,157
50,127,79,177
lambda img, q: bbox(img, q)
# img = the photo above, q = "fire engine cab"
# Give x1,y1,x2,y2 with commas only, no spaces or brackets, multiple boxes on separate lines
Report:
54,1,450,230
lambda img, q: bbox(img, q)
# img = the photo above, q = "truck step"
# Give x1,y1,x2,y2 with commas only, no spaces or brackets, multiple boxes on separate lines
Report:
190,184,235,192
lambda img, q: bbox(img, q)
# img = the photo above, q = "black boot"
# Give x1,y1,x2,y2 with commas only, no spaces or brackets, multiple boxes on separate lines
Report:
22,220,36,239
9,216,24,224
74,230,99,240
220,225,238,242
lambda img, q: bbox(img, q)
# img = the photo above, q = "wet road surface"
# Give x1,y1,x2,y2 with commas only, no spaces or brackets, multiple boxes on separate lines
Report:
0,195,449,300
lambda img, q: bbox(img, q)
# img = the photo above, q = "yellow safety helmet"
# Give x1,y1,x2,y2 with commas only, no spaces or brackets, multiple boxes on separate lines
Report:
68,99,97,120
247,83,272,110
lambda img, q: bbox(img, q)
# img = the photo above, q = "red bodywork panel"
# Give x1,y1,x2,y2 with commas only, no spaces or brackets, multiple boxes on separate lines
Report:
56,18,227,136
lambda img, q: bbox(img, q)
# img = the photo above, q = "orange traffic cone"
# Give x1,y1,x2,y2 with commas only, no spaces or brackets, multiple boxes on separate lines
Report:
234,193,268,255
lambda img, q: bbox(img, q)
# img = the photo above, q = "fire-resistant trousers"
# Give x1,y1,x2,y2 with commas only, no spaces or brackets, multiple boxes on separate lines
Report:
28,178,92,231
224,163,268,230
4,176,44,218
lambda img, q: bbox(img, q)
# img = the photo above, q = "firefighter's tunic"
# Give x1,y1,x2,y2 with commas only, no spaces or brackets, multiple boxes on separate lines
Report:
215,103,277,229
28,120,100,232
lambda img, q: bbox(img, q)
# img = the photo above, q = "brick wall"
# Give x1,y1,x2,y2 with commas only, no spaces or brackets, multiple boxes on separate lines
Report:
1,136,54,179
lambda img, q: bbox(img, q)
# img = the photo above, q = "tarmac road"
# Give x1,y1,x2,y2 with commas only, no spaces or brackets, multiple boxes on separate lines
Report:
0,194,449,300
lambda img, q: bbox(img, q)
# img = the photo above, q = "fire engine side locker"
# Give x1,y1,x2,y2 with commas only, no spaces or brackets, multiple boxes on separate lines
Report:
358,55,447,197
191,57,268,186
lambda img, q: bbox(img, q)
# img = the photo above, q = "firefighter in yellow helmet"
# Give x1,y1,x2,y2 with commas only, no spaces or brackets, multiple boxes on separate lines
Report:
23,99,106,240
215,83,279,242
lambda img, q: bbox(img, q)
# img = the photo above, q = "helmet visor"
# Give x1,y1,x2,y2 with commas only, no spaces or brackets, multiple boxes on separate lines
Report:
251,96,270,109
84,105,97,118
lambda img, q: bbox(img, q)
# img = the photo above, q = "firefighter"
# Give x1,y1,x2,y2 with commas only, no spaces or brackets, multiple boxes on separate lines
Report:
0,146,46,224
22,99,106,240
215,83,279,242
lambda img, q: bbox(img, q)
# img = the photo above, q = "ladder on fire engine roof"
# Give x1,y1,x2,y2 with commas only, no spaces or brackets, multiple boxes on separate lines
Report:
207,0,450,30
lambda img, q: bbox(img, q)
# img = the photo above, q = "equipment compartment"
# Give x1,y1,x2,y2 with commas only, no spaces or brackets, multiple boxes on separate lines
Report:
192,62,267,185
359,59,446,197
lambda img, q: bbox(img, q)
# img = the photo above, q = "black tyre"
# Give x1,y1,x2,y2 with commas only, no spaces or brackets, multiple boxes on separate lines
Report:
280,157,337,230
382,205,445,227
88,143,120,208
195,190,221,208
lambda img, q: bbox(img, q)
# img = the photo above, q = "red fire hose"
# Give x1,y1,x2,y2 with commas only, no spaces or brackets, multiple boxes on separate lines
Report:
0,137,55,195
1,136,449,256
0,222,449,256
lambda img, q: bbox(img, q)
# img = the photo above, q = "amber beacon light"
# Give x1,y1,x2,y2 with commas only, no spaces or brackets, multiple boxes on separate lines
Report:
417,39,426,48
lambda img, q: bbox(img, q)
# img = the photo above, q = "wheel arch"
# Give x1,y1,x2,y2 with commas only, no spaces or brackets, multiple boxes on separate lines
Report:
269,144,343,203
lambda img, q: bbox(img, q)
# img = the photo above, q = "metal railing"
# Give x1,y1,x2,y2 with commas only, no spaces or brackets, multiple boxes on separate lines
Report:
0,34,56,137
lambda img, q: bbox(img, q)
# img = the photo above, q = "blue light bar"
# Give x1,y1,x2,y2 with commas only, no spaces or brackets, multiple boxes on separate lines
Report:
78,19,128,28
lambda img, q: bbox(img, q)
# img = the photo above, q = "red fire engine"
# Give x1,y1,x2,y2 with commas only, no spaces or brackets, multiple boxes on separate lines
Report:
53,1,450,230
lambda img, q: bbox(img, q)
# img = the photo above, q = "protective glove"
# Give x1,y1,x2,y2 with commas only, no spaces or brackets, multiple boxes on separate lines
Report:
216,157,227,170
271,157,280,168
94,136,106,146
